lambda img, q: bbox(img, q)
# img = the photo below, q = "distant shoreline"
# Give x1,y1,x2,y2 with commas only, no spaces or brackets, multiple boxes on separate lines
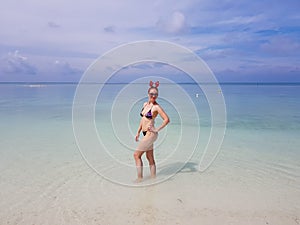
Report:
1,81,300,86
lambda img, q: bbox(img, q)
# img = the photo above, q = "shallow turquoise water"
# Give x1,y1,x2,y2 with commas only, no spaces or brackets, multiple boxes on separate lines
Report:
0,83,299,188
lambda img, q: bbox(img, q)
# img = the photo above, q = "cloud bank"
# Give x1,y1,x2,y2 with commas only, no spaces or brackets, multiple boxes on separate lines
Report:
0,51,37,75
0,0,299,82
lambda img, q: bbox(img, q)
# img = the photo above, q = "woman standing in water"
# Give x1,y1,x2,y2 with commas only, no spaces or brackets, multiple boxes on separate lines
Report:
134,81,170,182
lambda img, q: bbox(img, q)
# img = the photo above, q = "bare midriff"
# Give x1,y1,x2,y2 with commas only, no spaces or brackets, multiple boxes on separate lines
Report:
141,112,157,131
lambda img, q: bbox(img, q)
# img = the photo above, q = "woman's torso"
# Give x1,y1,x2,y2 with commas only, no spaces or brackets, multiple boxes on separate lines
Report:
140,103,158,131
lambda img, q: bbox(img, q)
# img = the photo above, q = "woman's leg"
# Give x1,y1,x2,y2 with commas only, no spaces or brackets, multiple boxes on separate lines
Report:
133,150,145,180
146,150,156,178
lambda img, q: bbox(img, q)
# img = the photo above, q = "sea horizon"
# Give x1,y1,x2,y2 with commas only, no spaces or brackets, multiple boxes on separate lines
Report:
1,81,300,85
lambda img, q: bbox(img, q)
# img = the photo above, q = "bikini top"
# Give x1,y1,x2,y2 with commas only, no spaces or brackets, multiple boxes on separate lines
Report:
140,104,153,119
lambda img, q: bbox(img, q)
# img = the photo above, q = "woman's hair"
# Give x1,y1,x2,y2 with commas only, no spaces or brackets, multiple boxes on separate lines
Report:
148,80,159,93
148,86,158,93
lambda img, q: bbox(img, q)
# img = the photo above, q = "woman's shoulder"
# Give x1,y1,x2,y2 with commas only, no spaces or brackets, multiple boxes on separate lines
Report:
154,103,167,113
153,102,161,109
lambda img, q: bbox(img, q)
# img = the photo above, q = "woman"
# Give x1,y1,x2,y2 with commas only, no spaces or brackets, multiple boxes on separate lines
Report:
134,81,170,182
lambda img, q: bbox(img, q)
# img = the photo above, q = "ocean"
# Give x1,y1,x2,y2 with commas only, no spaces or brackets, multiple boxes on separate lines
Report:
0,83,299,185
1,82,299,224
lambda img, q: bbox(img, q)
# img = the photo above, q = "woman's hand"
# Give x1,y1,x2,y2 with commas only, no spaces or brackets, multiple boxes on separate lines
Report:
135,134,140,142
148,125,158,133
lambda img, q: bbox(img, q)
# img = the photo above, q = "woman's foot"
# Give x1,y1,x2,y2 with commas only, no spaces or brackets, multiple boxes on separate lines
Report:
134,177,143,183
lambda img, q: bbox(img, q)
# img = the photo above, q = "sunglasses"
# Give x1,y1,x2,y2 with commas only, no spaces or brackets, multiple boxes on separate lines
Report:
149,92,158,97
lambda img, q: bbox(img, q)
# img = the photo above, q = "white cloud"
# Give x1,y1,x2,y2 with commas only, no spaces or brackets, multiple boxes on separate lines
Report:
52,60,82,75
0,51,37,75
0,0,299,82
156,11,188,34
215,15,263,25
261,36,300,56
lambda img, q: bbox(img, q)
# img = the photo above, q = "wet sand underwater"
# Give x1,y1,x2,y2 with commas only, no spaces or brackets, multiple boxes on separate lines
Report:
0,83,299,224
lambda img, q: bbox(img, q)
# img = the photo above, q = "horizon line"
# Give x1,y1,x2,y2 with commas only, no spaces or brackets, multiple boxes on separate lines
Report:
1,81,300,86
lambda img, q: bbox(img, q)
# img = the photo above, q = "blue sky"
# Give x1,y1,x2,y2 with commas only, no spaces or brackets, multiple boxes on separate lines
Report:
0,0,299,82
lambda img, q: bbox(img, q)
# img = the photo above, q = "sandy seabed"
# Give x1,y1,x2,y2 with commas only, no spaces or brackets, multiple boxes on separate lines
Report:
0,145,299,225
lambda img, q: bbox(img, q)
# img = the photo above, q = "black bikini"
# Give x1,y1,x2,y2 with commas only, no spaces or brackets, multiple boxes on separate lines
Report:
140,105,153,119
140,104,154,136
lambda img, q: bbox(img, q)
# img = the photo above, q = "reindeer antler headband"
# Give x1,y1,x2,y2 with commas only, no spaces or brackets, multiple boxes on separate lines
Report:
149,80,160,88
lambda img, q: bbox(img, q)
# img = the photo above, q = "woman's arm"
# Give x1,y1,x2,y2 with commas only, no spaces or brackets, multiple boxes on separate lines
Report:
151,105,170,133
135,102,147,141
135,119,142,142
